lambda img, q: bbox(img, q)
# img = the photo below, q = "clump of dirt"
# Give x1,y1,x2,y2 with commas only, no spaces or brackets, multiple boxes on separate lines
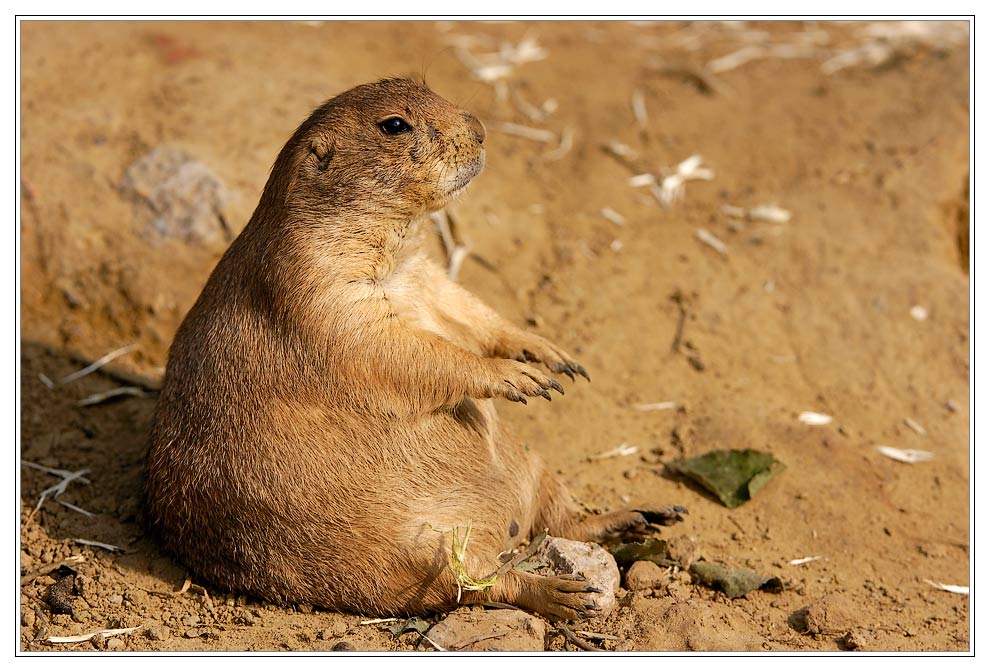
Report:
19,20,970,652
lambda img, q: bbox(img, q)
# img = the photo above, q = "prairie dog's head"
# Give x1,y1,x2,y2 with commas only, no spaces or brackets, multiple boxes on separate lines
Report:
271,78,486,219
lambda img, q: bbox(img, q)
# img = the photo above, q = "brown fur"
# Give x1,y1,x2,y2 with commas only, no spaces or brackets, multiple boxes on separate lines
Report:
145,78,684,619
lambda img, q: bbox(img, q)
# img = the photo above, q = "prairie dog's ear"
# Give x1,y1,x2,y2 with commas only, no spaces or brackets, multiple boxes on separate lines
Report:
310,134,335,172
286,132,335,203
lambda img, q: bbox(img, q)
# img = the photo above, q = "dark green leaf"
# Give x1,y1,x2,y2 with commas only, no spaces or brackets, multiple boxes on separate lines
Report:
381,616,431,637
609,538,677,568
667,449,784,508
689,561,784,599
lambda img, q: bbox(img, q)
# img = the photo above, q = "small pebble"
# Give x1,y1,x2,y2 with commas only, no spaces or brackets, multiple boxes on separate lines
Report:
105,638,125,650
183,628,203,639
146,625,171,641
624,561,671,591
909,305,928,321
666,582,691,601
332,641,356,651
108,594,124,605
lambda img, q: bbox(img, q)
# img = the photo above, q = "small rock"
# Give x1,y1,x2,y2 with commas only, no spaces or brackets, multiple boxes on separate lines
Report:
533,536,621,614
105,638,125,650
146,625,171,641
624,561,671,591
183,628,203,639
676,570,692,584
296,603,313,614
21,609,35,628
234,611,256,626
318,623,347,641
666,582,691,602
427,609,546,652
120,146,230,246
840,628,869,650
331,641,356,651
124,588,148,603
802,595,855,636
108,594,124,605
182,614,201,627
666,535,701,568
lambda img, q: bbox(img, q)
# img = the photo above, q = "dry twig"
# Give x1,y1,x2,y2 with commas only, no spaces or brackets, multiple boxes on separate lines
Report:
20,554,86,586
60,344,138,385
559,624,604,652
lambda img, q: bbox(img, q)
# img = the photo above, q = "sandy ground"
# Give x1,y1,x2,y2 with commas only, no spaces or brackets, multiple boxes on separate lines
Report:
18,20,971,652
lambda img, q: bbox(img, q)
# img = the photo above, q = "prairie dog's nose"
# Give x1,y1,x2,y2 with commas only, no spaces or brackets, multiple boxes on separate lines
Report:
463,112,485,145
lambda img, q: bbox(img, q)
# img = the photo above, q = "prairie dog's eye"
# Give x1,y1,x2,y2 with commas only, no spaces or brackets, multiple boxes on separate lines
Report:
379,117,412,135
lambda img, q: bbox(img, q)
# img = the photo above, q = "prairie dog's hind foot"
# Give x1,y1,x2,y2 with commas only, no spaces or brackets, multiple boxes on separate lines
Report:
483,569,602,622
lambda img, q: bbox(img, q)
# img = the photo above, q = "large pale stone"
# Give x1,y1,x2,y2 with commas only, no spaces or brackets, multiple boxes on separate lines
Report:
426,608,546,651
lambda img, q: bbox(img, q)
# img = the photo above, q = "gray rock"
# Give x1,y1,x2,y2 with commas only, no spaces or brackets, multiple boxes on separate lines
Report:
120,146,230,246
427,608,546,651
534,536,621,615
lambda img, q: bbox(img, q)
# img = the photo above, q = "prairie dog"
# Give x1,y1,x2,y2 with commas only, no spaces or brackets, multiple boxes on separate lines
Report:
146,78,685,619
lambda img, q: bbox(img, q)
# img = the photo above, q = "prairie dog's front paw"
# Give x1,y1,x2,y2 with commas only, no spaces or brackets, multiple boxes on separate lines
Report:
485,360,564,404
498,331,590,382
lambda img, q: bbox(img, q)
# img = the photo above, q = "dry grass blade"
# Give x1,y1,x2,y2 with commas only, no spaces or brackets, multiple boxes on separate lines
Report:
37,372,55,389
903,417,927,435
175,576,193,595
634,401,676,411
449,522,498,602
20,554,86,585
695,228,728,255
57,500,95,517
600,207,626,226
631,89,647,126
448,245,470,282
923,579,969,595
789,556,822,566
360,617,399,626
876,445,934,464
420,633,448,652
490,122,556,143
77,386,148,407
30,468,91,516
509,85,547,123
45,626,140,644
544,127,575,161
798,411,832,426
60,343,138,385
430,210,471,281
73,538,126,553
589,443,639,461
21,461,93,485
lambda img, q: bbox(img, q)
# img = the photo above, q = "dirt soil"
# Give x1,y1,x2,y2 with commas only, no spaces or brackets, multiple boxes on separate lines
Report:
18,20,971,652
